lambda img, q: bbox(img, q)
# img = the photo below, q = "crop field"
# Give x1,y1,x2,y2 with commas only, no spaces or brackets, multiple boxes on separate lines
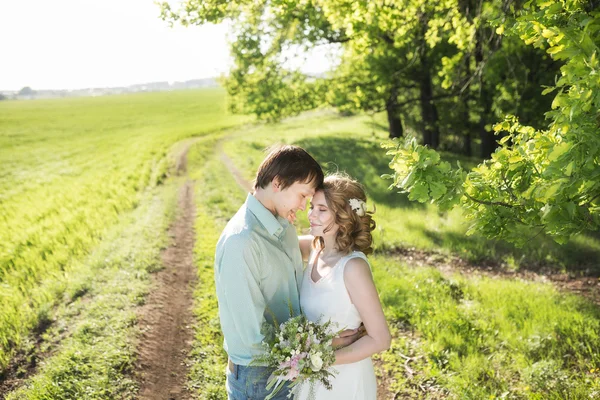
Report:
0,90,248,394
1,90,599,399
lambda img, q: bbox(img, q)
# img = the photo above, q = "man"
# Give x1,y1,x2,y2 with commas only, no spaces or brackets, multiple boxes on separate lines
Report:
215,145,360,399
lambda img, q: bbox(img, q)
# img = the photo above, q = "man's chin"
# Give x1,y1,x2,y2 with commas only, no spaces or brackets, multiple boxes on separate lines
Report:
286,212,297,223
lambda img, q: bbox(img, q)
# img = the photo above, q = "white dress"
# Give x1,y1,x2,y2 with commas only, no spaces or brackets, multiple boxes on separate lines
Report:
297,250,377,400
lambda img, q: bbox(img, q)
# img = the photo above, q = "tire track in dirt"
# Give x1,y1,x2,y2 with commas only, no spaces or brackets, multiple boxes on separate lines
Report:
135,142,198,400
217,141,253,193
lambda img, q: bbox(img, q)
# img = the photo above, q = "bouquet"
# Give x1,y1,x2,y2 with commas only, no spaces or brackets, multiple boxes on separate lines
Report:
252,314,341,400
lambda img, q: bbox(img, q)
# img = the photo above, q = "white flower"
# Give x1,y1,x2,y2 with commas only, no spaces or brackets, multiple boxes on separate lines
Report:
348,198,366,216
312,334,320,345
310,352,323,371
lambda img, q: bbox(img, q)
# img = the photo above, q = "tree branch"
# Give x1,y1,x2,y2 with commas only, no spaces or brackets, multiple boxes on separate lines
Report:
464,192,516,208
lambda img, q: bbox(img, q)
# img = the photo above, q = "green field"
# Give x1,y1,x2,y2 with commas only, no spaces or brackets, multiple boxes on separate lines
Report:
0,90,248,394
1,90,600,399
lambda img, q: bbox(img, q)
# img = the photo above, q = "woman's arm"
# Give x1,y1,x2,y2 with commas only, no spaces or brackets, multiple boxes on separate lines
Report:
333,258,391,365
298,235,314,262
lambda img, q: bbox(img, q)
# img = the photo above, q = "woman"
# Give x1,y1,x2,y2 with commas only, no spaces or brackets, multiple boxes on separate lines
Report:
297,173,391,399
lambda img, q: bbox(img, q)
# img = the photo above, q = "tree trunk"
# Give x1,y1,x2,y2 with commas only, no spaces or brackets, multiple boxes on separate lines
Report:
416,22,440,148
478,91,496,158
386,96,403,138
463,109,472,156
462,55,472,156
472,28,497,159
479,121,496,158
419,70,440,149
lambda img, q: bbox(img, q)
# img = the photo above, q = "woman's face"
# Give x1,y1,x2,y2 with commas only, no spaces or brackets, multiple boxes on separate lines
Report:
308,190,338,238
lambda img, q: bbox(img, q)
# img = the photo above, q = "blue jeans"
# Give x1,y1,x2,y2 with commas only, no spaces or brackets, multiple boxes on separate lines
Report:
226,362,291,400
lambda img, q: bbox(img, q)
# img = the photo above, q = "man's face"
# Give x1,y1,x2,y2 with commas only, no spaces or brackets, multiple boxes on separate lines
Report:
273,180,316,224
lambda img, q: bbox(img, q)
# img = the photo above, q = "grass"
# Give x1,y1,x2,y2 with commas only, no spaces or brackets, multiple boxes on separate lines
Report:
372,255,600,398
0,89,250,371
6,178,179,399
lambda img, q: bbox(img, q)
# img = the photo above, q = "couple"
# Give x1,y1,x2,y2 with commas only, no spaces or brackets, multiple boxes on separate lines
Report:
214,145,391,399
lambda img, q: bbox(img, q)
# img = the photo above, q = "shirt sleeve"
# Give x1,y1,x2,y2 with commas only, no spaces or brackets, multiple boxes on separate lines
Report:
216,234,266,352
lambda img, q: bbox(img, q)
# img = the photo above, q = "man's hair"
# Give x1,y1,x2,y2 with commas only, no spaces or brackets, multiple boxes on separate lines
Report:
254,145,324,190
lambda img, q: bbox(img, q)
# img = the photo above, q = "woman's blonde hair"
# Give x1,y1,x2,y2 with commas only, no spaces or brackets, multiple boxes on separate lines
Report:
312,173,376,255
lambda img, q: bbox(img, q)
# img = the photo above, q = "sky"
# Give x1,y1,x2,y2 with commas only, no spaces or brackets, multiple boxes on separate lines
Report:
0,0,333,91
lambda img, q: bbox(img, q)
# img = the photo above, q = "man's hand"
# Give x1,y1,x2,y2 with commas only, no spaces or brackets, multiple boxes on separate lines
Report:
331,324,367,349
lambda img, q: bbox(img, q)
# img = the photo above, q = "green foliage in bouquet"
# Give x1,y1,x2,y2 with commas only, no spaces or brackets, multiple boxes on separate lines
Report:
252,314,341,400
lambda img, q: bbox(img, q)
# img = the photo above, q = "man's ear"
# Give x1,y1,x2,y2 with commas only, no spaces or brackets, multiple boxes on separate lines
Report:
272,176,281,192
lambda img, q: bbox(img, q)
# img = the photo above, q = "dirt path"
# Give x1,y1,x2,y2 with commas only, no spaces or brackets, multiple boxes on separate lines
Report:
135,145,197,400
217,140,253,193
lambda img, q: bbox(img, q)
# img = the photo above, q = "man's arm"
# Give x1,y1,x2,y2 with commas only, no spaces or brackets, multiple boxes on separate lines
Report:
217,235,266,355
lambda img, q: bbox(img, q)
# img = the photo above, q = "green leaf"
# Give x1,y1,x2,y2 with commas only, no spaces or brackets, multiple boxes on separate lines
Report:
547,142,570,162
408,181,429,203
564,161,574,176
541,86,556,95
430,182,447,200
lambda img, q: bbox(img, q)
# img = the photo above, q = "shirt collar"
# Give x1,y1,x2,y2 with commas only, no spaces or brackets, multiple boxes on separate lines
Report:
246,194,290,239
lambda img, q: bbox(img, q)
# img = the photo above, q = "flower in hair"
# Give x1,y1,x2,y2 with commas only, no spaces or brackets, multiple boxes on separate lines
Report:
348,198,366,217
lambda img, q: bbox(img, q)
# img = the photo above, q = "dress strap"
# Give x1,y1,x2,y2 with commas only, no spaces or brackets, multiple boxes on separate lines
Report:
337,251,370,276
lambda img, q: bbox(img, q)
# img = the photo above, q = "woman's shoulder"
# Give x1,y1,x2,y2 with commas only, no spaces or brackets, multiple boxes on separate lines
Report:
340,251,370,273
342,252,374,289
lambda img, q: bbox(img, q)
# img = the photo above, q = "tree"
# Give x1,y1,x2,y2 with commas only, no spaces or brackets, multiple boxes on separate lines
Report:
159,0,495,143
384,0,600,245
18,86,35,96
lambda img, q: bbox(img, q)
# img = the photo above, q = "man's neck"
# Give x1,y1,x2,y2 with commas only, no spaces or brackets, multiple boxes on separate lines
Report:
253,189,277,216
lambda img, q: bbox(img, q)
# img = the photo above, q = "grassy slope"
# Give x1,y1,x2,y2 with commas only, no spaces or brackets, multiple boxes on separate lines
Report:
215,111,600,399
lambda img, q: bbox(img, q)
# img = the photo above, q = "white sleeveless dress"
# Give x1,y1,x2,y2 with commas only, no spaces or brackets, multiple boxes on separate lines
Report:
297,250,377,400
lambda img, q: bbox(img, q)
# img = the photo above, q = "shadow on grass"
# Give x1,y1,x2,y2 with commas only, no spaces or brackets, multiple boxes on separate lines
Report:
295,135,425,209
363,120,389,134
413,221,600,276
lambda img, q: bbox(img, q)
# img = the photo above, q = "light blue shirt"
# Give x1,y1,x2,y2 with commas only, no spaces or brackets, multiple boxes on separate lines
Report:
214,194,303,365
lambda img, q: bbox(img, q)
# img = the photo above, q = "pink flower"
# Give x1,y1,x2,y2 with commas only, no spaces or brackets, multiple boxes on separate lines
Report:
285,366,299,380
